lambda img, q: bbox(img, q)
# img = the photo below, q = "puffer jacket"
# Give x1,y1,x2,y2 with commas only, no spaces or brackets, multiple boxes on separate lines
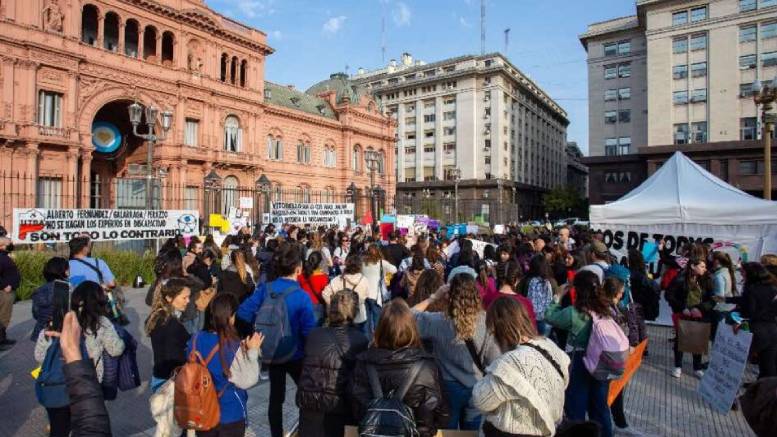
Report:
296,325,369,415
351,346,449,437
31,281,55,341
64,360,111,437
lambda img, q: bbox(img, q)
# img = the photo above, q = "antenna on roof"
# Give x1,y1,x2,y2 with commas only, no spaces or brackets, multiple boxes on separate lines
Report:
345,64,350,75
480,0,486,55
504,28,510,54
381,14,386,64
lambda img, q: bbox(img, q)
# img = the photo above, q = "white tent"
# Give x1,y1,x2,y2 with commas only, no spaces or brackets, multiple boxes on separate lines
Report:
590,151,777,262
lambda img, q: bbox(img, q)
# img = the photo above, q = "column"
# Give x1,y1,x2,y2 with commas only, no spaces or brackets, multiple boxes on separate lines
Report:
435,95,444,181
156,34,162,64
137,25,144,60
25,143,39,208
96,14,104,48
65,146,80,208
79,148,93,208
118,22,125,55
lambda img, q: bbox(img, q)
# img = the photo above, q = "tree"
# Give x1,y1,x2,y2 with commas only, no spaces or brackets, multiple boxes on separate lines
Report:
543,186,584,217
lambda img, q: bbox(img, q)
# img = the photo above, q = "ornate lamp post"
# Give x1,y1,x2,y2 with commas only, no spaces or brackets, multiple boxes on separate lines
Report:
451,168,461,223
255,174,271,226
752,75,777,200
346,182,357,221
128,102,173,210
365,150,380,223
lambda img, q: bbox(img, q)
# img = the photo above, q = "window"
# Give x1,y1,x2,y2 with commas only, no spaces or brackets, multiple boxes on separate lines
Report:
673,10,688,26
443,142,456,152
763,51,777,67
740,0,757,12
443,111,456,120
296,142,311,164
604,65,617,79
352,146,361,172
673,64,688,79
424,145,435,153
605,138,618,156
424,114,435,123
691,6,708,22
405,116,416,125
423,100,435,109
36,177,62,208
740,160,758,175
741,25,757,43
604,111,617,124
619,110,631,123
267,135,283,160
673,37,688,53
618,88,631,100
763,22,777,39
443,96,456,105
184,187,199,211
423,166,435,181
741,117,758,140
443,127,456,135
223,116,241,152
604,89,617,101
691,62,707,77
618,63,631,78
406,132,416,140
690,33,707,50
618,137,631,155
740,54,757,69
604,42,618,56
37,91,62,127
323,147,337,167
692,121,707,143
618,40,631,55
674,123,690,144
424,130,434,138
691,88,707,103
673,90,689,104
405,146,416,154
740,83,754,97
762,0,777,8
405,103,415,112
184,119,199,147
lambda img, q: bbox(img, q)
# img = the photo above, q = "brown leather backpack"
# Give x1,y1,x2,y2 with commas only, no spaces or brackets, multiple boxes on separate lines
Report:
173,334,221,431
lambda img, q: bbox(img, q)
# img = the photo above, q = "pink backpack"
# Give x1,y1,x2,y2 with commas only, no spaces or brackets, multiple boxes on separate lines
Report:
583,312,629,381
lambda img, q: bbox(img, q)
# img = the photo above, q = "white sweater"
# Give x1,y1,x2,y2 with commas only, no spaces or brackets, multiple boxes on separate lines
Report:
472,338,570,436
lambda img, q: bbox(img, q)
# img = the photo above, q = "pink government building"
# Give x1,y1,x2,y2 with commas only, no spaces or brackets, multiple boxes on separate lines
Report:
0,0,395,225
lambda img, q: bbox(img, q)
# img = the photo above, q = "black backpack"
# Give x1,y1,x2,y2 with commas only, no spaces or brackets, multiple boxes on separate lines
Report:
358,362,423,437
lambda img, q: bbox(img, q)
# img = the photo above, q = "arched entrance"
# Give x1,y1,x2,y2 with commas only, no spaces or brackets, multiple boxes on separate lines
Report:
88,99,154,209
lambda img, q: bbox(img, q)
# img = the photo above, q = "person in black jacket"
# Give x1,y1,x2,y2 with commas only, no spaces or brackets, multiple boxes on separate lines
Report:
0,237,20,350
350,299,448,437
218,249,256,303
31,257,70,341
297,289,369,437
145,278,191,392
739,263,777,379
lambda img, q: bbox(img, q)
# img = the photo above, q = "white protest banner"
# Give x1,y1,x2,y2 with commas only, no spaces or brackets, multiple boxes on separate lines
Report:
270,202,354,226
12,208,199,243
493,224,505,235
444,240,460,258
396,215,414,230
469,239,497,258
239,197,254,209
698,322,753,413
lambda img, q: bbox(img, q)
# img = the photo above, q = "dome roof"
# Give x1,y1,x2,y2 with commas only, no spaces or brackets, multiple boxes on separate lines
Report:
305,73,362,103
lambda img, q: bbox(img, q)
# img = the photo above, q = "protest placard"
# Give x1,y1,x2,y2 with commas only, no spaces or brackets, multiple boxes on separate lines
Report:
469,239,497,258
270,202,354,226
698,322,753,413
12,208,199,243
239,196,253,209
396,215,414,231
608,340,647,405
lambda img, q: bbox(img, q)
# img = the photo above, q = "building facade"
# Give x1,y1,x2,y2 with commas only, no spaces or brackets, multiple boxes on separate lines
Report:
0,0,395,226
566,142,590,199
582,0,777,202
351,53,569,221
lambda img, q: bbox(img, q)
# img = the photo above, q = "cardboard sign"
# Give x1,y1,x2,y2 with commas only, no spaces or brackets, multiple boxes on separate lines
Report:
12,208,198,243
270,202,354,226
698,322,753,413
469,239,497,258
239,196,253,209
608,340,648,406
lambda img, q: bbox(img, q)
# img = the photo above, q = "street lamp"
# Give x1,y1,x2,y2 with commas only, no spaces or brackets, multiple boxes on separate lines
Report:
256,174,271,225
365,150,380,224
128,102,173,210
752,74,777,200
346,182,357,221
451,168,461,223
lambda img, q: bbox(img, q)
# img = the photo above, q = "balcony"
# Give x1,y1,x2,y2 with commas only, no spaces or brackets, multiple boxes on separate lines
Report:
38,126,67,137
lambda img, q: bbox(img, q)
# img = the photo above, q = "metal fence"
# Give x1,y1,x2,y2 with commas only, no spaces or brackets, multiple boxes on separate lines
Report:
394,196,522,226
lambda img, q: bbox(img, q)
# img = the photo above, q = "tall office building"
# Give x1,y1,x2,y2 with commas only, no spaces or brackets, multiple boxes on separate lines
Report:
351,53,570,221
582,0,777,203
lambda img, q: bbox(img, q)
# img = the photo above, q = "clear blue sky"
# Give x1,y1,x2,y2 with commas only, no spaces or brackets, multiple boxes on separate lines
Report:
207,0,636,156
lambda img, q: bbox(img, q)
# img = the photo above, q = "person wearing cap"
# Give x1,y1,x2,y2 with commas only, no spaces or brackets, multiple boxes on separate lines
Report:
578,240,611,283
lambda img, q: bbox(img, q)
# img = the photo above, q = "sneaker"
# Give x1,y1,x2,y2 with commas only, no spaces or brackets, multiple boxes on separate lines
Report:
694,369,705,378
671,367,682,378
259,370,269,381
617,426,645,436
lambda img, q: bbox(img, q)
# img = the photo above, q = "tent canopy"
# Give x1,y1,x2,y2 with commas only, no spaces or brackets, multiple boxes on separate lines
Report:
590,151,777,226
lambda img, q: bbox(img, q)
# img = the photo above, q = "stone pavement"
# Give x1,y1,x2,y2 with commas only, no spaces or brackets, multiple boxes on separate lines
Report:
0,288,757,437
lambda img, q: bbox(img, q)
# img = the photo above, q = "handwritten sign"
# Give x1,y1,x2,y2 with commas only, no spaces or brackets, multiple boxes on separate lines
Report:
608,340,647,405
698,322,753,413
270,202,354,226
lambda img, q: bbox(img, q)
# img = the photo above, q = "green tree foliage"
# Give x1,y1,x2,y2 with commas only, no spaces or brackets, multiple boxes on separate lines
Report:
543,186,585,217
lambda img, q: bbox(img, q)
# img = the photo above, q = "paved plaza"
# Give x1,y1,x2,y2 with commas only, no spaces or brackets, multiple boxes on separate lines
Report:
0,288,757,437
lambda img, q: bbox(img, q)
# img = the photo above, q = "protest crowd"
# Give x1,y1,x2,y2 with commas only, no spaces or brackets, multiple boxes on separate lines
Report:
1,220,777,437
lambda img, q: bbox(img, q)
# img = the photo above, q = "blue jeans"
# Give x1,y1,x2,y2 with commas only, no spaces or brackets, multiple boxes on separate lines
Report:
364,298,381,338
565,352,612,437
442,379,482,430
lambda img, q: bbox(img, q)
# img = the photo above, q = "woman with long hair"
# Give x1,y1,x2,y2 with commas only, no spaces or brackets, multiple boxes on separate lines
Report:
31,257,70,341
399,248,428,300
307,232,333,271
145,278,191,393
297,251,330,324
473,297,569,437
474,260,497,299
408,269,447,312
242,246,261,284
218,249,256,303
711,251,736,298
296,290,370,437
322,253,369,330
35,281,125,437
146,249,184,306
411,274,501,431
738,262,777,378
482,261,537,328
188,293,263,437
665,257,714,379
426,243,447,278
520,255,557,336
350,300,449,437
545,270,614,437
362,244,398,333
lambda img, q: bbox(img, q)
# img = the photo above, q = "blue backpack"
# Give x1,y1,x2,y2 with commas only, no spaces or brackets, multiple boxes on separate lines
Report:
101,323,141,400
35,338,87,408
255,283,298,364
